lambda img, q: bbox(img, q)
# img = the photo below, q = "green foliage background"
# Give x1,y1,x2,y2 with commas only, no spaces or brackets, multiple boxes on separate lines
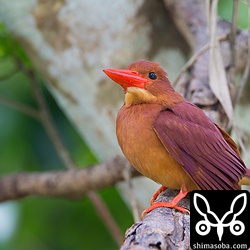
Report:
0,25,133,250
0,1,248,249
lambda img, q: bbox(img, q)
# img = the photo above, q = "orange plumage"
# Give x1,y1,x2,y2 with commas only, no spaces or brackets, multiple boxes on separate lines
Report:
103,60,250,214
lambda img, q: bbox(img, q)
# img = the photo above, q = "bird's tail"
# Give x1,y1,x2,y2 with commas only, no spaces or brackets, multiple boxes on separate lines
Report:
239,168,250,186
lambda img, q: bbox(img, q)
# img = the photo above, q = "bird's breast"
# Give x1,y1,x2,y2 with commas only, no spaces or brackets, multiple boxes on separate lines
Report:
116,104,197,190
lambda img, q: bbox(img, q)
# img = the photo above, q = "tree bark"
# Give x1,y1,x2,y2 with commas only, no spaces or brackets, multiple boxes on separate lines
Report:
121,189,190,250
164,0,248,128
0,157,140,201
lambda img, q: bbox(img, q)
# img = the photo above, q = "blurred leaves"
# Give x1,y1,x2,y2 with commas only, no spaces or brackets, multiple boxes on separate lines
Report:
1,188,132,250
0,23,31,68
218,0,249,29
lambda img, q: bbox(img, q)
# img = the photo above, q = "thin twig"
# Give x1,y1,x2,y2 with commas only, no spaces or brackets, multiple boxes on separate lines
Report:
87,191,124,245
0,68,19,81
31,78,77,169
15,57,76,169
173,34,228,86
0,96,40,120
173,45,208,86
13,56,126,246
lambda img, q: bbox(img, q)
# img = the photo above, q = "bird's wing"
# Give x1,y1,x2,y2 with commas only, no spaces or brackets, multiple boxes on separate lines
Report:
153,102,246,190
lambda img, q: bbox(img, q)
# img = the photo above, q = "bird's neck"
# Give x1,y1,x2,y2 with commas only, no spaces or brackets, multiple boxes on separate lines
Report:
125,87,157,107
124,84,184,108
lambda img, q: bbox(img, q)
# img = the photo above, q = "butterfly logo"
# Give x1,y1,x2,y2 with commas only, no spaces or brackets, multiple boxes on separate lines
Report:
193,193,247,241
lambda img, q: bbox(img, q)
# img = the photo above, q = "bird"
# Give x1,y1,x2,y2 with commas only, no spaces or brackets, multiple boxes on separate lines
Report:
103,60,250,215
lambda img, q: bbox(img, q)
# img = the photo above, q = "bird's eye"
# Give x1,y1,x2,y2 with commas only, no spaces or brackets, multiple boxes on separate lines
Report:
148,72,157,80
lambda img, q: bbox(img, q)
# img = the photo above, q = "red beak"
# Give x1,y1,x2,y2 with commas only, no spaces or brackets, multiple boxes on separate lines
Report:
103,68,147,90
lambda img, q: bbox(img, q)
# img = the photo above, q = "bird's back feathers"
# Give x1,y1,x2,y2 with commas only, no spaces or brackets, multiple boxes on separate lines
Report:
153,102,246,190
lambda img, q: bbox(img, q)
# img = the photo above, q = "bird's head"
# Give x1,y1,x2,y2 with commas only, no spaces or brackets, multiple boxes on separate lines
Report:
103,60,183,107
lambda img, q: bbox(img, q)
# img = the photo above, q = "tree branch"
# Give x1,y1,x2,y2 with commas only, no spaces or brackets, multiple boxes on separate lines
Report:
172,34,228,86
15,57,77,170
87,190,124,245
0,156,139,202
0,96,40,119
120,189,190,250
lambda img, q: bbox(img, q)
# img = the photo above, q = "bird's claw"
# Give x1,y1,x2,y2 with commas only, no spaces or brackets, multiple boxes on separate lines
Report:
150,186,167,205
141,201,190,219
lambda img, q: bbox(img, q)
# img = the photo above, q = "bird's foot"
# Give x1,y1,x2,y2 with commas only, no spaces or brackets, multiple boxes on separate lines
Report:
141,188,189,219
150,185,167,205
141,201,189,218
